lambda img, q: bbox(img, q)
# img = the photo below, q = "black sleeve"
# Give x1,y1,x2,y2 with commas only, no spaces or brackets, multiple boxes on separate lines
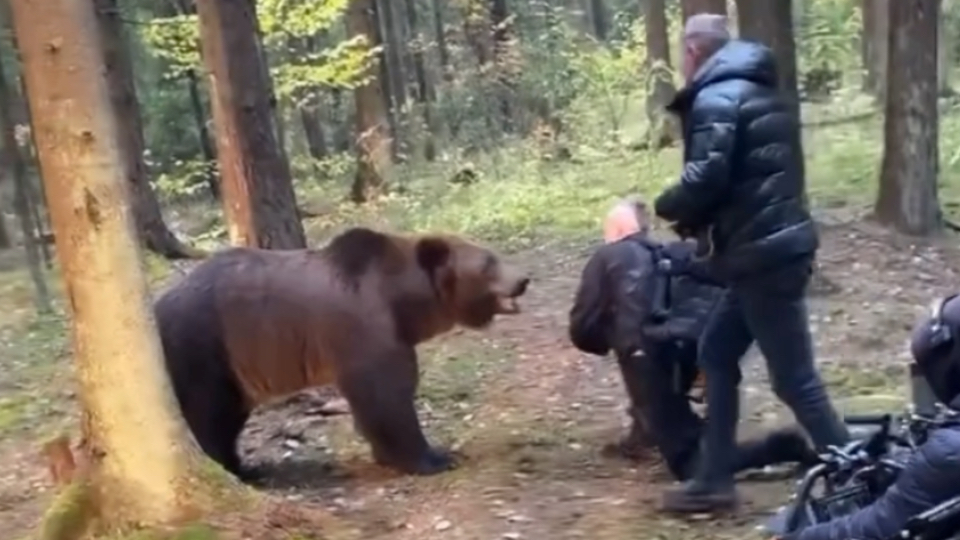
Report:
609,245,655,358
569,250,613,356
654,93,738,228
792,429,960,540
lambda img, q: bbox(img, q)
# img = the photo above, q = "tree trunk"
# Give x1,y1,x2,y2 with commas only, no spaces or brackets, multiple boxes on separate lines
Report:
300,106,329,161
939,0,955,96
0,44,50,312
681,0,728,20
403,0,437,160
168,0,219,199
861,0,889,100
6,20,54,270
489,0,514,130
196,0,306,249
331,87,351,153
10,0,223,531
875,0,941,235
644,0,678,147
734,0,804,188
377,0,407,117
0,201,9,249
348,0,392,203
94,0,202,260
588,0,608,39
429,0,451,77
184,69,219,197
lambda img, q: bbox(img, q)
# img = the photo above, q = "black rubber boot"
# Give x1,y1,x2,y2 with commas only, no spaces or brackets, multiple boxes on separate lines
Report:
661,480,740,514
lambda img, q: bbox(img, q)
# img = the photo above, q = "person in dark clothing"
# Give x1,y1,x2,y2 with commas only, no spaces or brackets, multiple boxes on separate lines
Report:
568,199,817,481
652,14,849,512
781,294,960,540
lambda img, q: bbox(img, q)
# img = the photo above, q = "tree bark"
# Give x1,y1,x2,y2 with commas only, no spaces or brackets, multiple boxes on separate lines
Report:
429,0,451,76
489,0,514,130
168,0,219,199
734,0,804,189
861,0,889,100
588,0,608,39
403,0,437,160
184,68,219,197
875,0,941,235
94,0,202,260
377,0,407,118
347,0,391,203
196,0,306,249
681,0,728,20
939,0,955,96
10,0,224,531
0,42,49,313
644,0,678,146
0,200,9,249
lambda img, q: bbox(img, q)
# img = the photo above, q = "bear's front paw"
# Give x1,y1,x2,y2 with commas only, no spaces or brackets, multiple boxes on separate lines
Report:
413,446,457,475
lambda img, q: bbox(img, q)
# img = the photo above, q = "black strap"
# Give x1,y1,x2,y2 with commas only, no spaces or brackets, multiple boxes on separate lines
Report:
622,235,671,322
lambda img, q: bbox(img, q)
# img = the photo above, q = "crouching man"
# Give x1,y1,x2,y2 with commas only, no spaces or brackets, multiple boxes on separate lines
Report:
569,199,817,480
780,294,960,540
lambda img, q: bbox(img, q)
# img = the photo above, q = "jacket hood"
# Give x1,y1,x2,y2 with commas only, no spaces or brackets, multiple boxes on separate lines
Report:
667,39,778,114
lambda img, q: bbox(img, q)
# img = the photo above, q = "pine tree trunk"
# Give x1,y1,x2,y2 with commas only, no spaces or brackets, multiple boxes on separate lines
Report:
94,0,202,260
403,0,437,160
939,0,955,96
875,0,941,235
735,0,804,188
10,0,224,532
861,0,889,100
348,0,392,203
644,0,678,147
168,0,219,199
588,0,608,40
0,46,50,313
429,0,451,76
196,0,306,248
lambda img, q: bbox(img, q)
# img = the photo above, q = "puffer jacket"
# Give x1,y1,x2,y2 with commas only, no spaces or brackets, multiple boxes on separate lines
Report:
786,396,960,540
654,39,819,281
568,235,722,358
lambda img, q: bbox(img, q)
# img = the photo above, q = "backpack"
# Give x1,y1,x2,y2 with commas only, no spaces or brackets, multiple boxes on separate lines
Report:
622,236,723,344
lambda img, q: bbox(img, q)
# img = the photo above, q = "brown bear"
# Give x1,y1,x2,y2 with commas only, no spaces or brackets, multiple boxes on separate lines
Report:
154,227,529,480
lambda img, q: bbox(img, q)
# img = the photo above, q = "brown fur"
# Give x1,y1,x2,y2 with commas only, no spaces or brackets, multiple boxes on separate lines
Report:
154,227,529,479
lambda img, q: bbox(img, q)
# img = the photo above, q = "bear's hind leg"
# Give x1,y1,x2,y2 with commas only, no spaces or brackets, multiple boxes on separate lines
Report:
338,350,454,476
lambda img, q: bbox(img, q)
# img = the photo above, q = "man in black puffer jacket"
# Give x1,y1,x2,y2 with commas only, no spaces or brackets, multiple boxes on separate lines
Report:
653,14,849,513
782,294,960,540
569,199,817,482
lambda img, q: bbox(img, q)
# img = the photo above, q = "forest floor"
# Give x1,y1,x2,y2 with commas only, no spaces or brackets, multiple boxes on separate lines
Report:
3,96,960,539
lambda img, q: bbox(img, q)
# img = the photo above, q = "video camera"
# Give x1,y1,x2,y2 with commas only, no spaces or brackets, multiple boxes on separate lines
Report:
765,404,959,537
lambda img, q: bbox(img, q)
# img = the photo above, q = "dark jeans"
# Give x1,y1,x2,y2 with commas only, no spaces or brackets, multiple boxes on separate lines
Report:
625,340,702,479
694,258,850,488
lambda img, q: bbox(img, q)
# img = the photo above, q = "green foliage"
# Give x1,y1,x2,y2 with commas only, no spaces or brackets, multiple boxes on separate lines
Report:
138,0,371,97
796,0,861,95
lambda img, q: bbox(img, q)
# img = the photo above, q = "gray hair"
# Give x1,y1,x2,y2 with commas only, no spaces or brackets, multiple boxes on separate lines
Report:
683,13,730,52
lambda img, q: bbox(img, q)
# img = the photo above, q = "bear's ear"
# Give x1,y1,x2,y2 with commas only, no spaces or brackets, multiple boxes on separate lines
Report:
415,237,451,273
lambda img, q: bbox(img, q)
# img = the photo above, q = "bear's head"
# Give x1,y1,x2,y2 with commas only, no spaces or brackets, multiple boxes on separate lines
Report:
416,235,530,329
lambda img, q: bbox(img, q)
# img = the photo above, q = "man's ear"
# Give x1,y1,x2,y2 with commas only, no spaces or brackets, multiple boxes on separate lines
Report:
415,237,451,273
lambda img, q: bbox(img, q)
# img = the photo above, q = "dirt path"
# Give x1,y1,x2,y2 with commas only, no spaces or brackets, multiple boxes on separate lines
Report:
3,217,960,540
